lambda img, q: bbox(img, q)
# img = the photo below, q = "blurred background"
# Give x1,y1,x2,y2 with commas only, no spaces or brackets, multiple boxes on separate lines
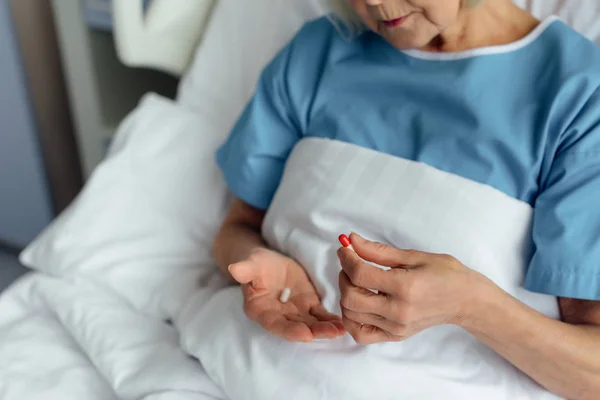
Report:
0,0,182,284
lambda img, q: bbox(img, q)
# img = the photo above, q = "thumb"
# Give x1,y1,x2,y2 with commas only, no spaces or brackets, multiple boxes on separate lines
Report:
228,260,260,285
349,232,425,268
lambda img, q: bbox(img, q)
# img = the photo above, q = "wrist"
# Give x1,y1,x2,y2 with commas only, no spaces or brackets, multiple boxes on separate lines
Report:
456,271,508,331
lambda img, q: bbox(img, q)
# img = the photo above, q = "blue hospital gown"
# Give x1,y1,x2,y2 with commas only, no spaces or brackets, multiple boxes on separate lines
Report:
216,16,600,300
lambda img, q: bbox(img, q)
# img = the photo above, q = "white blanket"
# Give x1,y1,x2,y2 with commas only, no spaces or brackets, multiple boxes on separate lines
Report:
180,138,563,399
0,134,563,398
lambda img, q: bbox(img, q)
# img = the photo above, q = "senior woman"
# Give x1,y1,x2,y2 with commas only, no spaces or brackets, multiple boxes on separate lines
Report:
213,0,600,398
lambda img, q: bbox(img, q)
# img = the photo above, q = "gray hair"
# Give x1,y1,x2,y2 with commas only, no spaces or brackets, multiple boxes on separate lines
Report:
328,0,484,34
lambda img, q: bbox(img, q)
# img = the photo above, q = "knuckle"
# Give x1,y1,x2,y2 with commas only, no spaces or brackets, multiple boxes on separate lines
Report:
340,308,353,321
340,277,354,298
345,321,359,335
395,305,415,323
373,242,390,254
440,253,458,265
343,319,360,335
390,325,407,337
402,306,415,323
353,331,371,345
401,275,420,301
338,270,347,289
341,291,361,311
340,285,351,302
394,308,406,323
390,332,408,342
404,250,421,263
348,264,367,286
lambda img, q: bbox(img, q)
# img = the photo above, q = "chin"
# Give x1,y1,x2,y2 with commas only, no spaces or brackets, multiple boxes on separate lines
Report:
387,36,434,51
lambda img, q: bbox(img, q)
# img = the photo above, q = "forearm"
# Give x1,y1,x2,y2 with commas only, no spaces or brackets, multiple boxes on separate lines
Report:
213,221,268,281
463,283,600,400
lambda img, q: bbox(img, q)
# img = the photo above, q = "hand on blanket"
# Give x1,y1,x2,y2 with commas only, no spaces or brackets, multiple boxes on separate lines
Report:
337,233,488,345
229,248,346,342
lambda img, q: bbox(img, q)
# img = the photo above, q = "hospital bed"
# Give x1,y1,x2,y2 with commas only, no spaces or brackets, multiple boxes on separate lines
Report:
0,0,598,399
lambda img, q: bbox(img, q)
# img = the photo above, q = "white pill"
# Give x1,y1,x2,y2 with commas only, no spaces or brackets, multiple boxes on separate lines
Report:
279,288,292,303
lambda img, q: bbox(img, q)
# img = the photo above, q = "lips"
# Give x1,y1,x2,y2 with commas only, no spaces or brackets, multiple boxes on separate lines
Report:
382,14,410,28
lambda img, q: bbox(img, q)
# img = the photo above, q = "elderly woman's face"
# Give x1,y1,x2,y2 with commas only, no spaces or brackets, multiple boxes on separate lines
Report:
349,0,464,49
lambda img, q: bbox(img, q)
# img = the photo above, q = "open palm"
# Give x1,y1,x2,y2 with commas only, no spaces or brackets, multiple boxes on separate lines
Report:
228,248,345,342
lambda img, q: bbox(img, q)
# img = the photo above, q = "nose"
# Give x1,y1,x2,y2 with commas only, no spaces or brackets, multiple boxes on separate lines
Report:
364,0,384,5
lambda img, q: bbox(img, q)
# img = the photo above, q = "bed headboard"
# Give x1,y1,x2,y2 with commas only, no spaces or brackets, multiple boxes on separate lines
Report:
112,0,215,76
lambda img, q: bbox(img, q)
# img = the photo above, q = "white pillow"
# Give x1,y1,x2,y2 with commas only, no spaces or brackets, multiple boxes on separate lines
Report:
20,94,230,279
21,0,330,282
176,0,330,117
514,0,600,44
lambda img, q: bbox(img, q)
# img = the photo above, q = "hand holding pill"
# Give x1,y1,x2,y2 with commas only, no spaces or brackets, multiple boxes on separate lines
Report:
337,233,480,345
228,248,346,342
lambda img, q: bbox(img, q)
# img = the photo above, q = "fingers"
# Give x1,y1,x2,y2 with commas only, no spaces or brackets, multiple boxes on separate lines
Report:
337,248,394,293
247,296,345,342
309,320,344,338
259,311,343,341
310,304,341,321
288,308,345,338
310,305,346,333
341,305,405,337
286,314,339,338
349,232,427,268
259,311,314,342
339,270,390,313
285,317,342,339
229,260,261,286
341,315,404,345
